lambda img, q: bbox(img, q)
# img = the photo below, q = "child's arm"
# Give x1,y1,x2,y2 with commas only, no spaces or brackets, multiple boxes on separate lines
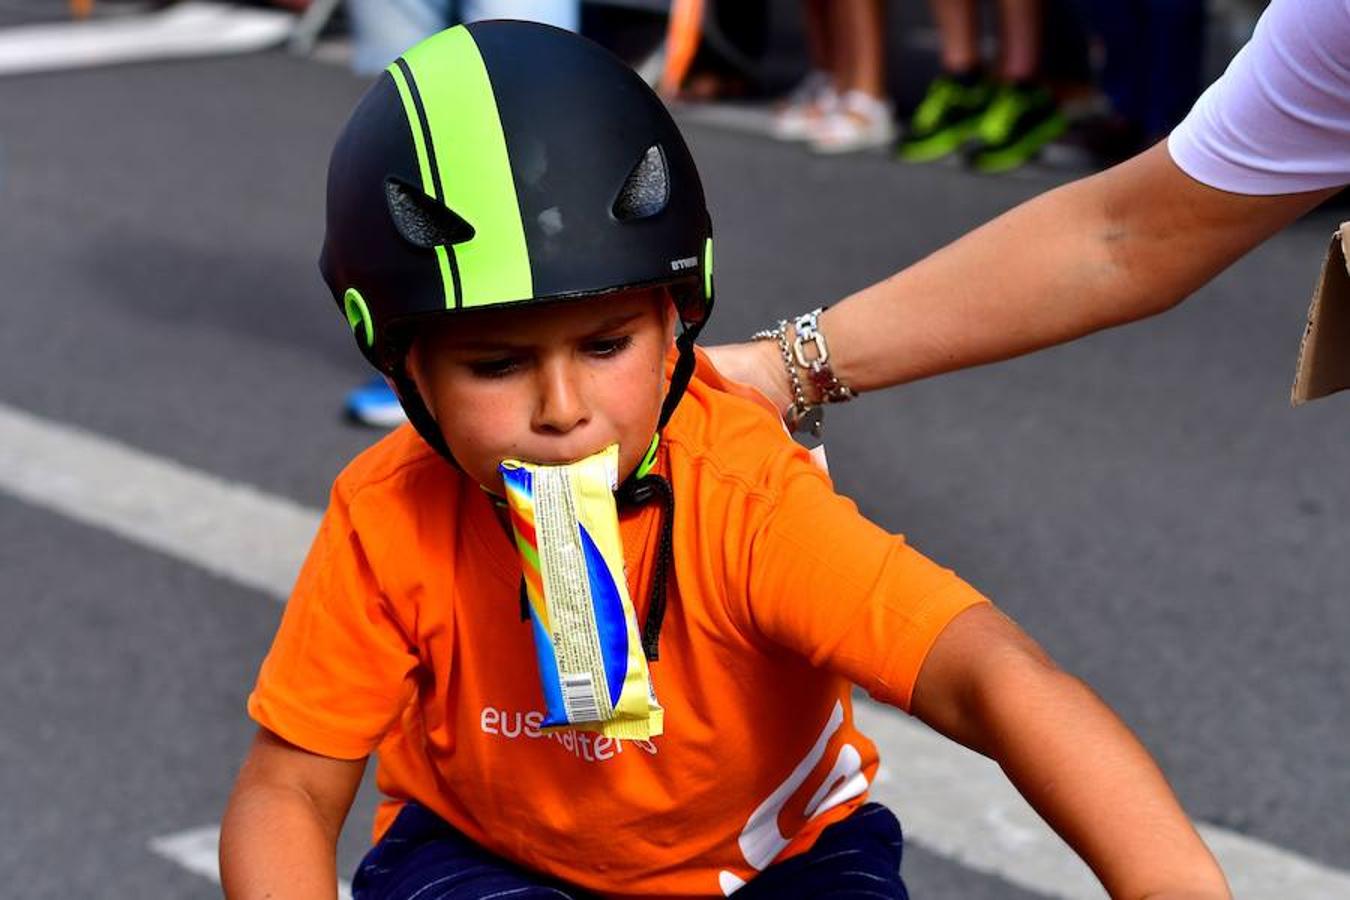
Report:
220,727,367,900
910,604,1230,899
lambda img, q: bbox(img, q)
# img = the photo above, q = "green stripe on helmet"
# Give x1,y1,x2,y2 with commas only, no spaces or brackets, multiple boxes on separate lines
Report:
401,27,533,308
386,63,436,200
387,62,455,310
703,237,713,302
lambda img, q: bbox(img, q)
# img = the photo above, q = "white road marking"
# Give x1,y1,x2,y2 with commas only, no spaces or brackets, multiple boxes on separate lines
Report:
857,703,1350,899
862,707,1101,898
0,402,318,598
0,2,294,78
150,825,353,899
5,400,1350,897
148,826,223,885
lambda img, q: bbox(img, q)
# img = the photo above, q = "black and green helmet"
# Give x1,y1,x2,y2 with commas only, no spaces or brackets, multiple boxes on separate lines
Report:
320,21,714,463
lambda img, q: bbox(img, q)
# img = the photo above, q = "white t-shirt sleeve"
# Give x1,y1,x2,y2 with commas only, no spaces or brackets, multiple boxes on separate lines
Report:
1168,0,1350,195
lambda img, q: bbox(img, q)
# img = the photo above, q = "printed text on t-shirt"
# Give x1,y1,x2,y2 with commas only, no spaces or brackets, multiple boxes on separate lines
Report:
480,705,659,762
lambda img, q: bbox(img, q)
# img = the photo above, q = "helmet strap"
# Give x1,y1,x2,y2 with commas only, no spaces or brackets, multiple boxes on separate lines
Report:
613,469,675,661
657,319,703,431
611,315,707,662
390,358,459,466
613,316,701,492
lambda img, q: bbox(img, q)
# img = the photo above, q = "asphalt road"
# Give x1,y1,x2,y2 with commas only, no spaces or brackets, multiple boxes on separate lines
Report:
1,40,1347,899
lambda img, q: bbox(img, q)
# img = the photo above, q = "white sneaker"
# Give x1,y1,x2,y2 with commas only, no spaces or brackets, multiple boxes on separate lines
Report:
808,90,897,154
771,71,838,142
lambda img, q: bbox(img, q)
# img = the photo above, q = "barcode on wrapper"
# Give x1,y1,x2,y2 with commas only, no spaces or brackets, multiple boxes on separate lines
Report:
561,673,601,722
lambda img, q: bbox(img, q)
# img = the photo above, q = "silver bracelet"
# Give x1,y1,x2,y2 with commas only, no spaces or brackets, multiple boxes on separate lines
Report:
751,308,854,437
751,320,822,436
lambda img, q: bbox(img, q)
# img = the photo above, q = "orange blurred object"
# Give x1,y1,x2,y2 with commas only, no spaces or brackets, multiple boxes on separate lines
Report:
70,0,93,19
659,0,704,96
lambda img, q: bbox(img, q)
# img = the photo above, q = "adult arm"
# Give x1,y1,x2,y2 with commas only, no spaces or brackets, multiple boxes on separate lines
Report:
220,727,367,900
910,604,1230,899
709,143,1337,414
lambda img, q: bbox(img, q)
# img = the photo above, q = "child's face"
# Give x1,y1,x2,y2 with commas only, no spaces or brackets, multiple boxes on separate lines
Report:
410,288,677,493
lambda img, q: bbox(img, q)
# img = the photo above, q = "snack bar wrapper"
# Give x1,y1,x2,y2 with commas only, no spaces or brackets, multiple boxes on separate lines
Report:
499,445,663,740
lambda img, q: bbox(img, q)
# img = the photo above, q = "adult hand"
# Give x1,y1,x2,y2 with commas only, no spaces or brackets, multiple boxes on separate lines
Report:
703,339,796,419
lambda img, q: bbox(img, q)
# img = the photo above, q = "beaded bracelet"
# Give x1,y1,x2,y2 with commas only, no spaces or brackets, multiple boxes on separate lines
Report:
791,308,857,406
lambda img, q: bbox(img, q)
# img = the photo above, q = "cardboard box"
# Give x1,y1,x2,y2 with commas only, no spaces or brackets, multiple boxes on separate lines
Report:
1291,221,1350,405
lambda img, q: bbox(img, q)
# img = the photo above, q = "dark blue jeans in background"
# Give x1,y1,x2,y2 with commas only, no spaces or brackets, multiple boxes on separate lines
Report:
1075,0,1208,142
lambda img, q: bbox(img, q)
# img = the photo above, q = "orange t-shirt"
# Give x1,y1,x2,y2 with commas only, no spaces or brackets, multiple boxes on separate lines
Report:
248,351,988,898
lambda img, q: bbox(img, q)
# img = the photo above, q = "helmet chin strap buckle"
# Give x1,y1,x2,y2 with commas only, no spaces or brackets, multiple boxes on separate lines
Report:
633,434,661,481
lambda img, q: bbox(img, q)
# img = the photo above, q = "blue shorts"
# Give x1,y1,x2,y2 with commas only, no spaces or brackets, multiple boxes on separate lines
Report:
352,801,908,899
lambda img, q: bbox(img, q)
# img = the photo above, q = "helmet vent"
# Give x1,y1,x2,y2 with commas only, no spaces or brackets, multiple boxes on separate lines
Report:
612,145,669,221
385,178,476,248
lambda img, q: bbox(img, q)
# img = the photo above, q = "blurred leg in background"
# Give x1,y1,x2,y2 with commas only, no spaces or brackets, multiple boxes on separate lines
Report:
346,0,449,75
771,0,837,141
672,0,771,103
965,0,1065,173
1077,0,1205,163
348,0,579,74
898,0,1065,173
897,0,991,163
773,0,895,155
462,0,578,32
809,0,896,154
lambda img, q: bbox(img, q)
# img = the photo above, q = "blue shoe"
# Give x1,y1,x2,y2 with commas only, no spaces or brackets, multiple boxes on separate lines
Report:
344,376,407,428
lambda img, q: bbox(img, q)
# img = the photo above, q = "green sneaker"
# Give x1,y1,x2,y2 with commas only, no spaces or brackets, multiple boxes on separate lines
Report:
896,74,994,163
965,83,1067,174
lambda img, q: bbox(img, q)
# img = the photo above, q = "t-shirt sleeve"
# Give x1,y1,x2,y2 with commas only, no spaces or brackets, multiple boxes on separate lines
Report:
247,484,421,760
738,455,989,712
1167,0,1350,195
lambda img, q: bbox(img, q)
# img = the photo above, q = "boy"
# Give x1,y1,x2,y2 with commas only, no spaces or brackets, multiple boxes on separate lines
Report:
220,21,1229,900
